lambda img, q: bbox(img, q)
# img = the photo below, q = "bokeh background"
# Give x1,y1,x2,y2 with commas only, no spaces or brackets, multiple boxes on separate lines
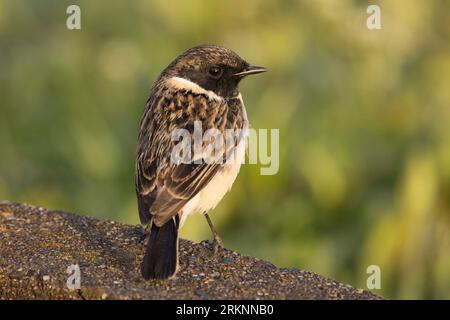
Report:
1,0,449,299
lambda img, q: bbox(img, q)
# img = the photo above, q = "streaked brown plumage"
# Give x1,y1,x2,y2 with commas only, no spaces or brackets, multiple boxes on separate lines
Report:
136,45,266,279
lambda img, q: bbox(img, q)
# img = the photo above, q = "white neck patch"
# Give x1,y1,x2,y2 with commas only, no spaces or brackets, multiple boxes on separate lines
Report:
166,76,223,101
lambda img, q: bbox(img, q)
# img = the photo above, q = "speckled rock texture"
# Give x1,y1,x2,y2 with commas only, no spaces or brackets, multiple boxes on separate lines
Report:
0,201,380,300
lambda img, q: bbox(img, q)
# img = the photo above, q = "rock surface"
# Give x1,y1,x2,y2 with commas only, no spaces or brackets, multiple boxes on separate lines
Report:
0,202,380,300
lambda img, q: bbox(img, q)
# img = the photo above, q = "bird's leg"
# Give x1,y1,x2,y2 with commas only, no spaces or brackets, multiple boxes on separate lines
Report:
204,212,223,255
139,223,152,246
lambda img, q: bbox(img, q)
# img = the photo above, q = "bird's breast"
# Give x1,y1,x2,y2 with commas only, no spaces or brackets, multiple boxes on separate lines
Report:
179,95,248,227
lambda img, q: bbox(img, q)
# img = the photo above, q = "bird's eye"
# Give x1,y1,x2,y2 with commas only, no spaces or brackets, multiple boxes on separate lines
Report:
208,66,223,79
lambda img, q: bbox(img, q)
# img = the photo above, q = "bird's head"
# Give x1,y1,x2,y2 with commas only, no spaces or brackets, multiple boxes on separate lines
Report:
162,45,267,98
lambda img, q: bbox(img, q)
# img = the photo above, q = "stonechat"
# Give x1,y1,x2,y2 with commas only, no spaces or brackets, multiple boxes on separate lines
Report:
136,45,266,279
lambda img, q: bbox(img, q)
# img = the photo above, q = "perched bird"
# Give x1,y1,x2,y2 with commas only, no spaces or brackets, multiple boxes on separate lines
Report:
136,45,266,279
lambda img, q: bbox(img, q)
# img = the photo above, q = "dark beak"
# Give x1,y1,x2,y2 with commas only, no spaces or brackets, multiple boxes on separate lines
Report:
234,65,268,77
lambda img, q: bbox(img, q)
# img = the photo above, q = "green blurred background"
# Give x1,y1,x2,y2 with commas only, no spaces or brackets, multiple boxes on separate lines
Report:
1,0,449,299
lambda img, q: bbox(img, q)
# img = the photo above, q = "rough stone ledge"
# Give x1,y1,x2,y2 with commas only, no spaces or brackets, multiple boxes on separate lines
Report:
0,201,380,300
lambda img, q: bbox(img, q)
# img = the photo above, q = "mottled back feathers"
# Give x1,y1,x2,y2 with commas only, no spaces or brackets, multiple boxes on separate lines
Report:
136,49,247,226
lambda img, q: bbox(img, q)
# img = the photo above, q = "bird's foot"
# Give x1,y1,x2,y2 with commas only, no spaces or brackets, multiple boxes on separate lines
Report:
203,212,224,255
139,224,151,246
212,234,224,256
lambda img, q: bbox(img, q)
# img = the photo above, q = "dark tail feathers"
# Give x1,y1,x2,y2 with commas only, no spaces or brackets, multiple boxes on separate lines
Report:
141,216,179,280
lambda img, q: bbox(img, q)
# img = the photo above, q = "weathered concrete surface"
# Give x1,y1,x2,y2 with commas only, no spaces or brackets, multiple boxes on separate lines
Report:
0,202,380,300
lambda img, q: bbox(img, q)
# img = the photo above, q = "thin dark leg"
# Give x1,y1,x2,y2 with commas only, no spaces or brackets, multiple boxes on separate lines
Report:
204,212,223,254
139,223,152,246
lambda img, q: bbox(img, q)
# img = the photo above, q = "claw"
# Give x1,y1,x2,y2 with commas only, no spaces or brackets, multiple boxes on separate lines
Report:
139,224,151,246
212,235,224,255
204,212,224,256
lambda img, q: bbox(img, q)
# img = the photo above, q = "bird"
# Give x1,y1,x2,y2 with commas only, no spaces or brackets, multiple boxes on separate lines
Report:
135,45,267,280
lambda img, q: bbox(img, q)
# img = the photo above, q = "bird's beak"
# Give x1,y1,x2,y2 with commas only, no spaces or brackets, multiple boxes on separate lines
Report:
234,65,268,77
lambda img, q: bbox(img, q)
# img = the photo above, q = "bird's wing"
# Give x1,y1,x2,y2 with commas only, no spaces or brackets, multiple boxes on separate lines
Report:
136,88,242,226
135,96,159,224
